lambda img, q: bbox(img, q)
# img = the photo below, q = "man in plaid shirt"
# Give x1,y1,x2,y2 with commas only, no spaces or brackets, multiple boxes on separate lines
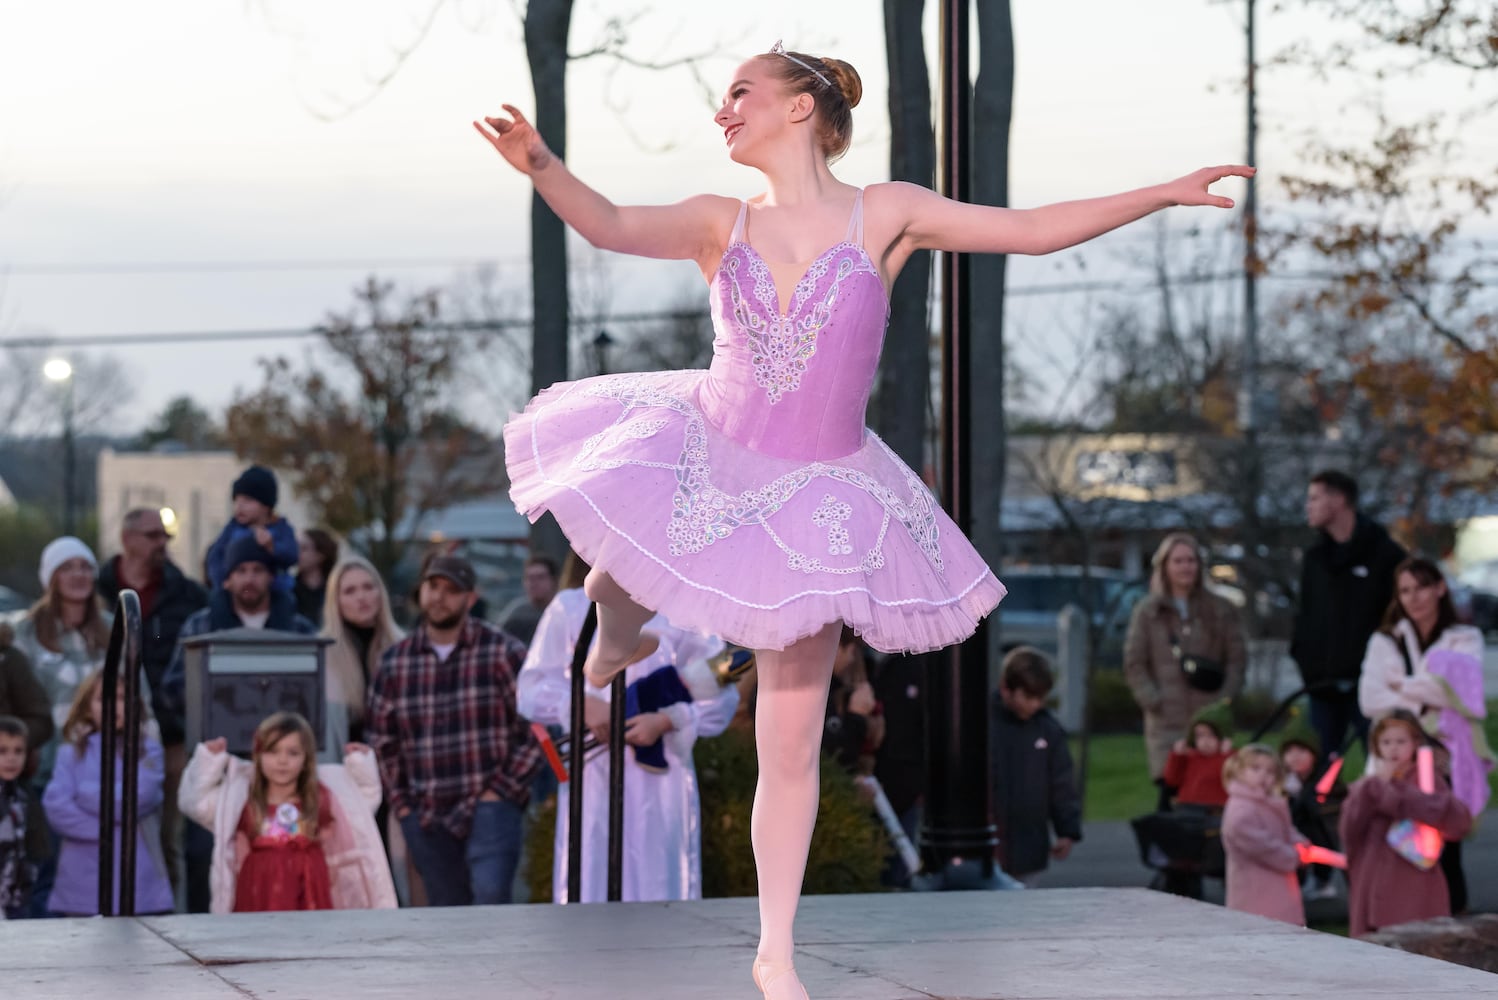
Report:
367,554,541,906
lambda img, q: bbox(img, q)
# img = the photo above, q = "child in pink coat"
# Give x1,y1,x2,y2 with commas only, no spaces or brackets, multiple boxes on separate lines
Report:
1221,744,1308,926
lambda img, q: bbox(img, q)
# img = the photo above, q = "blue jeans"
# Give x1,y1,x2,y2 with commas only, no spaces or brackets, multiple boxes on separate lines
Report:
400,800,523,906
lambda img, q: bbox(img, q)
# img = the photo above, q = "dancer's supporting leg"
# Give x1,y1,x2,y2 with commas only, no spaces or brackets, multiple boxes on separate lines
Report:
581,568,656,686
750,621,841,996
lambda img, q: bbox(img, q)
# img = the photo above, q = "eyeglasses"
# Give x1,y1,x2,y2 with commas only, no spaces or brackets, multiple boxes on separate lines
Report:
135,530,174,541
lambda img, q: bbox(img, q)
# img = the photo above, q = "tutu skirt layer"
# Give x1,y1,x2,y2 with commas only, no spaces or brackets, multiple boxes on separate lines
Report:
503,370,1004,654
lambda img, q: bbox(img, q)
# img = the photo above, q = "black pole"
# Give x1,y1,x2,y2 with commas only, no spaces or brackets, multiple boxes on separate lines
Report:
566,603,598,903
918,0,999,890
607,670,626,902
61,378,76,536
98,590,142,916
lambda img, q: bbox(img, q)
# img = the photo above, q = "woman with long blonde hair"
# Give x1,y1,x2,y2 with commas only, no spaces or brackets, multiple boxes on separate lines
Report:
16,537,113,786
1123,532,1247,784
320,556,403,751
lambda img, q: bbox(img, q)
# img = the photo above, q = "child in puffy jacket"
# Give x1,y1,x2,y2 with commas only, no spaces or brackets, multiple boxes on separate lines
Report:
178,711,395,913
1340,712,1471,937
42,670,173,916
1221,744,1308,926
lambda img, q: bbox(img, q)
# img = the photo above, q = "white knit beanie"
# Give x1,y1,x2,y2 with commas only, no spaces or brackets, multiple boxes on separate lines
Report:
39,536,98,589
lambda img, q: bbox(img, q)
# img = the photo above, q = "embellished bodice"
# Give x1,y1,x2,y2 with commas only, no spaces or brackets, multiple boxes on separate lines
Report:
696,191,888,462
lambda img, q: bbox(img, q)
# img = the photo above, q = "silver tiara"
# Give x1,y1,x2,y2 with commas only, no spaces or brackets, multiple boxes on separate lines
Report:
768,39,832,88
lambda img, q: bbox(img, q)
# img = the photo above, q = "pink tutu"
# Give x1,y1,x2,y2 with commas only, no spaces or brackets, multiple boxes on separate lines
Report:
503,192,1004,653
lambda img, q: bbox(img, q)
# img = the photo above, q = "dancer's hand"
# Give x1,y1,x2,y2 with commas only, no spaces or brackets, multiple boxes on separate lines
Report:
1162,165,1255,209
472,104,555,175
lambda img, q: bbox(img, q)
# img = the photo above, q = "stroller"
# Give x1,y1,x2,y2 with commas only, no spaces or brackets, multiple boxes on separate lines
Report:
1130,685,1352,896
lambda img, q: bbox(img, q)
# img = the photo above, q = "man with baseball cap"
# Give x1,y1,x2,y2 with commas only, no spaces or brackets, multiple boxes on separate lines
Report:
162,533,318,911
367,551,541,906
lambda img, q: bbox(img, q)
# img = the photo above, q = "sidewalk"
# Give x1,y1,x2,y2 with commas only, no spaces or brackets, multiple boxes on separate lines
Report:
1029,809,1498,918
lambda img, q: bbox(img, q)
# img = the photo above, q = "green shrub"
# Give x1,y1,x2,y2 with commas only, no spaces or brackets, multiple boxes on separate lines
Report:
1088,670,1143,733
522,728,890,901
696,727,889,898
1231,687,1282,734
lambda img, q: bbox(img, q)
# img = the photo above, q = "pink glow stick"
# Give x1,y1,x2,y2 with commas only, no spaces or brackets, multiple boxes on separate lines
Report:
1315,757,1344,803
1298,844,1348,870
1417,745,1435,793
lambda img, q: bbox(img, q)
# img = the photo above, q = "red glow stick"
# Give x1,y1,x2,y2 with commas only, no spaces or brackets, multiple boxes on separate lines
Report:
531,721,568,782
1315,757,1344,803
1297,844,1348,870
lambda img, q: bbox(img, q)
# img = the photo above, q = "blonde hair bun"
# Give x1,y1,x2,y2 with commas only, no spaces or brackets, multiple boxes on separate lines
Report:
820,57,862,109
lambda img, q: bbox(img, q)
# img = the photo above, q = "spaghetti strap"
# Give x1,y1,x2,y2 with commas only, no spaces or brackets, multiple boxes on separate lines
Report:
729,201,749,245
844,188,865,247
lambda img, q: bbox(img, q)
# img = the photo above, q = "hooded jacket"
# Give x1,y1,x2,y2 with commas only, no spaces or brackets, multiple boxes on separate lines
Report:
1221,779,1306,926
989,693,1083,877
1291,516,1406,689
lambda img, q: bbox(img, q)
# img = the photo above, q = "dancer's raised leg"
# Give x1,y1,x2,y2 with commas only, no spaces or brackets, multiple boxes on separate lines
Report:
750,621,841,998
581,567,657,687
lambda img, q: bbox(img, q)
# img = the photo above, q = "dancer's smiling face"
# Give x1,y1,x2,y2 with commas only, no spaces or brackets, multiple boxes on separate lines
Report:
714,58,813,168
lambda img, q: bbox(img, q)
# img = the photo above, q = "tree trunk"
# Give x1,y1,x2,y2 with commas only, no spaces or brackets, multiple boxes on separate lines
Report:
971,0,1012,678
880,0,935,471
524,0,574,560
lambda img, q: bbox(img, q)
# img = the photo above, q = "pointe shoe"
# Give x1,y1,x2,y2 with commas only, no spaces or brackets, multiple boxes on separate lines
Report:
583,631,660,688
752,958,809,1000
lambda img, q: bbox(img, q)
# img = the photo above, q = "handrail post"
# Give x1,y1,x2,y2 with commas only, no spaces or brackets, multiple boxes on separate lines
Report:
98,590,143,916
566,603,598,904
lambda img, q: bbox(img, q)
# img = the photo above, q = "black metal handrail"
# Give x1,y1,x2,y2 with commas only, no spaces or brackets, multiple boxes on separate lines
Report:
563,601,628,903
98,589,143,917
566,602,598,904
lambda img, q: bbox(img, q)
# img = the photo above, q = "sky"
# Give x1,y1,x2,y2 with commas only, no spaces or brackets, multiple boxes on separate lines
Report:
0,0,1477,433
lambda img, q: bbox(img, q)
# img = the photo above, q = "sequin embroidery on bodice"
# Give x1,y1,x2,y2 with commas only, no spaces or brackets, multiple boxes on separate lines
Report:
697,190,890,462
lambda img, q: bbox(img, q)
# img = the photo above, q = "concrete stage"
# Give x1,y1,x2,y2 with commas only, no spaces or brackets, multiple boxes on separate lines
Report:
4,888,1496,999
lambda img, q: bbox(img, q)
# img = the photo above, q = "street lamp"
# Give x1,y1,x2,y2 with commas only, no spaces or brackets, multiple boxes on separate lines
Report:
44,358,76,535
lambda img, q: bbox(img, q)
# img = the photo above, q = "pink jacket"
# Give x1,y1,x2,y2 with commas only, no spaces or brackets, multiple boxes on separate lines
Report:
1340,770,1471,938
1221,780,1305,926
178,743,396,914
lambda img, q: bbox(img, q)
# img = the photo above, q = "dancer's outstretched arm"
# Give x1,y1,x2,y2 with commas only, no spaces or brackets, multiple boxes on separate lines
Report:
474,105,730,267
887,165,1254,258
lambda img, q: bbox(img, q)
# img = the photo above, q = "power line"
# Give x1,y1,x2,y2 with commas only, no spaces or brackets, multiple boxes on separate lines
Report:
0,268,1470,351
0,257,524,276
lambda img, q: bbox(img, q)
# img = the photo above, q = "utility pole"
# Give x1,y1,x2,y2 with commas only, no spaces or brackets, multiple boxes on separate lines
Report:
1240,0,1260,437
917,0,1002,892
1239,0,1266,607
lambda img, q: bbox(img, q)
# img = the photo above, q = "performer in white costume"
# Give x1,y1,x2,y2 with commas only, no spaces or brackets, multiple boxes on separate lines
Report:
518,588,740,902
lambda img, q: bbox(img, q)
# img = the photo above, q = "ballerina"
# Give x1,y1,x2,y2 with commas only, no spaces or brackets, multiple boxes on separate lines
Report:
475,42,1249,999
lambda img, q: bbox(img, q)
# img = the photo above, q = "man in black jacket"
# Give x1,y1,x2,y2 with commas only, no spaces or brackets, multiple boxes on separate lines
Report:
97,507,208,898
989,648,1082,884
1290,470,1406,758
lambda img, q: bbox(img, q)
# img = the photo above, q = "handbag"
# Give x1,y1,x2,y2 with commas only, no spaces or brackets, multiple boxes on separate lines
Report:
1171,622,1225,693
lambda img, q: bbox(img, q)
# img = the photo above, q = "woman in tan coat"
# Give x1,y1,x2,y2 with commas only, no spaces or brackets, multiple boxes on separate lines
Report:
1123,533,1247,783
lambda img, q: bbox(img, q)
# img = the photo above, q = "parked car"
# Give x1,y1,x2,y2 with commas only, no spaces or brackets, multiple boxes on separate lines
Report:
1458,560,1498,634
994,565,1146,670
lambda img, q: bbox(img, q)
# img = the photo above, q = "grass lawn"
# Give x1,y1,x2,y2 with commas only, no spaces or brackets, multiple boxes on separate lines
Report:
1072,699,1497,823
